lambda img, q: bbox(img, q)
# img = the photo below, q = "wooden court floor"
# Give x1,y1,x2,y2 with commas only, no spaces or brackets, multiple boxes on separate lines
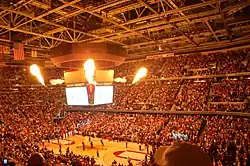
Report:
43,135,151,165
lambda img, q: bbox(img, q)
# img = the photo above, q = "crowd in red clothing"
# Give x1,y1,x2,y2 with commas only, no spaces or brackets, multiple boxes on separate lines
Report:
114,49,250,79
104,78,249,113
53,112,250,165
0,49,250,165
175,81,210,112
212,79,246,102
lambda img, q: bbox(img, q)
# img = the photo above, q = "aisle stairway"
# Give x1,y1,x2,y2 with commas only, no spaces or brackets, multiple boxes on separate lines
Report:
141,60,170,110
0,68,3,90
197,119,207,139
156,118,170,135
170,81,184,111
141,81,157,110
207,81,215,110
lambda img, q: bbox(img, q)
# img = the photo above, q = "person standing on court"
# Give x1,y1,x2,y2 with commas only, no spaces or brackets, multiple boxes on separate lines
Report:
82,142,85,151
100,139,104,147
90,141,93,148
146,144,149,154
59,143,62,155
97,149,99,157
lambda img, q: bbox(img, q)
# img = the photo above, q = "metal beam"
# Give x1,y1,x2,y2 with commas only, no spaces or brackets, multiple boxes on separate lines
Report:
128,38,250,57
23,28,64,43
227,0,250,16
0,24,72,43
0,6,126,46
0,38,11,43
79,1,242,44
164,0,191,23
13,0,82,29
216,0,232,41
23,0,131,43
204,21,220,42
60,0,172,51
107,0,163,16
79,13,221,44
88,0,216,36
55,0,130,23
123,24,250,50
138,0,198,46
29,0,68,15
0,0,31,18
0,0,34,36
201,0,216,9
25,0,216,45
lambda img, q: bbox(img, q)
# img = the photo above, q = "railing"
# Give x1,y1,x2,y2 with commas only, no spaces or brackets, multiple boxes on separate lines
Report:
144,72,250,82
67,108,250,117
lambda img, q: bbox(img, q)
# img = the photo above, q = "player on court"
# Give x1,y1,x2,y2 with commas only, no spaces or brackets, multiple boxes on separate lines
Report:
82,142,85,151
100,139,104,146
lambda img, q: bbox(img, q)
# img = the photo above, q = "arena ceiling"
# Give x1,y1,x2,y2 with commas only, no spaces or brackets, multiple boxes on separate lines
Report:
0,0,250,60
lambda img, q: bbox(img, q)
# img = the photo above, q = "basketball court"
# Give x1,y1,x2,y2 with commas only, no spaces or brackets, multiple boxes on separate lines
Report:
43,135,151,165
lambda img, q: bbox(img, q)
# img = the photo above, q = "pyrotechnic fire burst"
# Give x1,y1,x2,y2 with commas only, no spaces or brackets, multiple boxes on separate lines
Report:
132,67,147,84
83,59,96,84
30,64,45,86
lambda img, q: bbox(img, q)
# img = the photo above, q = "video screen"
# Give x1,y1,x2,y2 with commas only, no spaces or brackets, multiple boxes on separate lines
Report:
94,86,113,105
66,87,89,105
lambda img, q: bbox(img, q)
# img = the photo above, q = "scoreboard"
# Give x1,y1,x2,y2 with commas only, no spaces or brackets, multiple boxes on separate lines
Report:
94,85,113,105
65,87,89,106
65,84,113,106
64,69,114,106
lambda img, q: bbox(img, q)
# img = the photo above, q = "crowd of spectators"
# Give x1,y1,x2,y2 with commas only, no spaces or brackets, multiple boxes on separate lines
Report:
161,56,185,78
100,78,249,113
211,79,246,102
0,49,250,165
0,86,97,165
145,81,180,111
3,63,250,113
1,104,249,165
65,112,250,165
199,116,249,165
0,66,65,85
114,59,165,81
175,81,210,112
210,103,247,113
107,82,155,110
114,49,250,78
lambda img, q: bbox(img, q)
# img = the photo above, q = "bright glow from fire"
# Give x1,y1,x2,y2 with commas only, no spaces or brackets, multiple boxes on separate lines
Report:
83,59,96,84
50,79,64,85
114,76,127,83
30,64,45,86
132,67,147,84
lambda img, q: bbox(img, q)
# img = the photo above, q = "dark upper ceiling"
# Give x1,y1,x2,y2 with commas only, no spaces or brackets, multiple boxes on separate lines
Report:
0,0,250,60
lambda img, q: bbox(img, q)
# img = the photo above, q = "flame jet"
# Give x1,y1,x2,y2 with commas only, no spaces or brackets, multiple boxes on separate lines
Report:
84,59,96,84
30,64,45,86
132,67,147,84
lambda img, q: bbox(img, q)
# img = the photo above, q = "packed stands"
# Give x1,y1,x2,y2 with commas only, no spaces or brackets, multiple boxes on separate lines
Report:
2,110,248,165
175,81,210,112
1,50,250,113
0,49,250,165
145,81,180,111
211,79,246,102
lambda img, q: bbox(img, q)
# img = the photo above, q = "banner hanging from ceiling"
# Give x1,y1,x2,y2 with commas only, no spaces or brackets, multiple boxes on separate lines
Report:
0,45,10,55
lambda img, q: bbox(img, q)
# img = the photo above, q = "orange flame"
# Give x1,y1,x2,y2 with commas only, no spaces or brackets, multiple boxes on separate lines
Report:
30,64,45,86
83,59,96,84
132,67,147,84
